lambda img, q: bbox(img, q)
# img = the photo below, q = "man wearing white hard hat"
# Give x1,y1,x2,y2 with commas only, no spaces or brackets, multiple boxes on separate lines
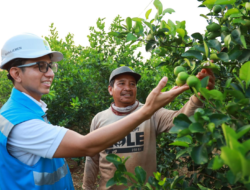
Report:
0,33,192,189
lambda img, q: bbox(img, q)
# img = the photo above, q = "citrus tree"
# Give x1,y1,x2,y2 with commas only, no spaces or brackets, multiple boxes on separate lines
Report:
107,0,250,189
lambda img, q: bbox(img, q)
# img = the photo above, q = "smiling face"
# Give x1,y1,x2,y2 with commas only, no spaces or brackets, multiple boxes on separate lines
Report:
108,74,137,107
10,55,54,101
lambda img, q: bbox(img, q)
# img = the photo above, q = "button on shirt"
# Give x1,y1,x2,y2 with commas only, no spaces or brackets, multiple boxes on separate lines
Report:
7,92,68,166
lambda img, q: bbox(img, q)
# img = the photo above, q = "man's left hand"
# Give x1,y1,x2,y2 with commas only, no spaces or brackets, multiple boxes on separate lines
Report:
196,68,215,90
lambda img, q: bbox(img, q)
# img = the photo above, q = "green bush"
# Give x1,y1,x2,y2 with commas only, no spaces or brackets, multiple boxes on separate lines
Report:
106,0,250,189
0,70,12,107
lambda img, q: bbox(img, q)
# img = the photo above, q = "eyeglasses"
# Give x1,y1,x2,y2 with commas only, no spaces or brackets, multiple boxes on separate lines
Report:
17,61,58,73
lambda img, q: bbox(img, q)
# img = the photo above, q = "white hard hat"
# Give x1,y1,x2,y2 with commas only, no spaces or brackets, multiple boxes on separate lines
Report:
1,33,63,69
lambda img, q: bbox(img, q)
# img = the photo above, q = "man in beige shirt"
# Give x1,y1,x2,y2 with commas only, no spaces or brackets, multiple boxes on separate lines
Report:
83,66,215,190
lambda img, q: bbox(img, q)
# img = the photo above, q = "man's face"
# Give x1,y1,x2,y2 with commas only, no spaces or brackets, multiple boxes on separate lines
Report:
15,55,54,101
108,74,137,107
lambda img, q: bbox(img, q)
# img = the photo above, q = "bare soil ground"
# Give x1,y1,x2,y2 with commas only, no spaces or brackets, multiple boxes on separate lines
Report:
66,158,85,190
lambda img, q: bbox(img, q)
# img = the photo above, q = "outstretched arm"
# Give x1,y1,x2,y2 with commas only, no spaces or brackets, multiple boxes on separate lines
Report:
53,77,189,158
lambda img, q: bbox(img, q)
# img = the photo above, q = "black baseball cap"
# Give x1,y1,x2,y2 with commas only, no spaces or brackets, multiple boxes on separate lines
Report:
109,66,141,83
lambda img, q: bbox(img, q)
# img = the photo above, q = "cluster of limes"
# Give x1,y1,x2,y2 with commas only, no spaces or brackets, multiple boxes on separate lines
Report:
174,66,200,88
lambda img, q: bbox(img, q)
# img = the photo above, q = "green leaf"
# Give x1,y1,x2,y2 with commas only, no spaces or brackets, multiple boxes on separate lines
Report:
191,33,203,41
163,8,175,15
226,90,245,99
189,123,206,133
200,14,209,19
170,114,192,134
226,170,241,185
230,13,243,18
225,8,239,17
234,19,246,25
176,148,189,159
106,154,122,164
153,0,163,15
204,41,209,59
126,17,132,31
174,135,193,144
184,58,196,71
222,123,237,146
240,35,247,49
242,139,250,152
126,33,137,42
143,21,153,31
132,17,143,22
236,125,250,139
177,128,191,138
169,141,189,147
170,176,185,189
194,44,205,53
231,28,242,45
203,0,217,9
145,9,152,19
191,145,208,164
182,50,202,60
198,184,212,190
217,52,229,62
208,123,215,133
200,88,224,101
168,19,176,36
212,156,224,170
106,177,116,187
221,146,242,175
201,76,209,88
135,166,146,185
108,32,120,36
215,0,236,5
228,48,242,60
234,74,245,92
177,28,185,38
238,50,250,63
210,114,230,127
224,34,231,49
240,61,250,88
124,172,138,182
145,40,157,52
208,39,221,52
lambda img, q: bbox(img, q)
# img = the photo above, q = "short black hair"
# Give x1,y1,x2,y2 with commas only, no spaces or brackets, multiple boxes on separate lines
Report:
109,78,115,87
5,58,27,84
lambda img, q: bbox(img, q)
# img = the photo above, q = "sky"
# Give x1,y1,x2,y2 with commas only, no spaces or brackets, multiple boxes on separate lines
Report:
0,0,209,59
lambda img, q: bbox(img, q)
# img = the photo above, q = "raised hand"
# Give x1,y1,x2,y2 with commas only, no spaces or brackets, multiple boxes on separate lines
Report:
143,77,189,118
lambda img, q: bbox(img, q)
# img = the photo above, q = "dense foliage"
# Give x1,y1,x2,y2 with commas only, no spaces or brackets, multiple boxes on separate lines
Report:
1,0,250,189
106,0,250,189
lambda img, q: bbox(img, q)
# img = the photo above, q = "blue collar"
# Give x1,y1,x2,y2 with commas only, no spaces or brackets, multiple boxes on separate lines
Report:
10,88,45,117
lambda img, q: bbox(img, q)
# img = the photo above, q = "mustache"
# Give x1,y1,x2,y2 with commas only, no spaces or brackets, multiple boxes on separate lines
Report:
121,92,133,95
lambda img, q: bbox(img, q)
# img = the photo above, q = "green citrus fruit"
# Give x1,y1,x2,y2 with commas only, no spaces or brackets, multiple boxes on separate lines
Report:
246,2,250,11
207,31,221,39
146,34,154,41
210,53,220,61
177,72,189,82
186,76,200,87
221,26,229,32
176,78,185,86
174,66,185,76
243,19,250,26
213,5,222,14
206,23,221,32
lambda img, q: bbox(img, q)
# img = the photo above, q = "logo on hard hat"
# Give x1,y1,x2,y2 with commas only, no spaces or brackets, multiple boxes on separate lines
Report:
5,47,22,56
43,40,50,50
